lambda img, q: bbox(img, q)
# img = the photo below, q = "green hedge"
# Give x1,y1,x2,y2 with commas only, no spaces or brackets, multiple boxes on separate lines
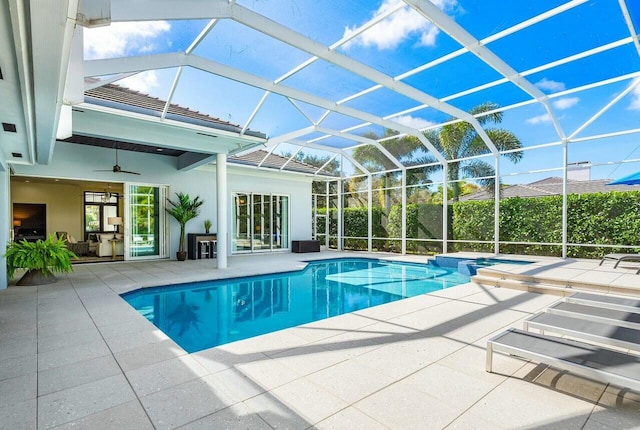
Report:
388,203,449,254
453,191,640,258
316,207,386,250
566,191,640,258
314,191,640,258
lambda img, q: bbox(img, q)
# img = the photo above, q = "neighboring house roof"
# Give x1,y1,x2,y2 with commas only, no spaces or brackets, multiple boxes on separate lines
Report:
85,83,266,139
460,177,637,201
230,150,335,176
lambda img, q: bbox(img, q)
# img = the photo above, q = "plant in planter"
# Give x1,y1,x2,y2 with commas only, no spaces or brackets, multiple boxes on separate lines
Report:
204,219,212,234
165,192,204,261
5,234,77,286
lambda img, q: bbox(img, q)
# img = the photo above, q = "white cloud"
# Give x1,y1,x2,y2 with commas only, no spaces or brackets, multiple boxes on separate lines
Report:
392,115,435,130
628,79,640,110
119,71,160,93
525,113,551,125
535,78,565,92
343,0,457,50
84,21,171,60
552,97,579,110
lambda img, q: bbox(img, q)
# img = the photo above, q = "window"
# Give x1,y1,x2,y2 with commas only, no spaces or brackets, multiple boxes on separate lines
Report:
232,193,289,253
84,191,119,240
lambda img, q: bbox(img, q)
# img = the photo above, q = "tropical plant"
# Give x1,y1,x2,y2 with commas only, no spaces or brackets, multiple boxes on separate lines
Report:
5,234,77,285
424,102,523,201
352,102,523,203
165,192,204,258
351,131,434,250
281,150,341,194
204,219,212,234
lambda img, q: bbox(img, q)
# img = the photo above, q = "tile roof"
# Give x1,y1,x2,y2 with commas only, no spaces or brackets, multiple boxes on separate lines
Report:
460,177,637,201
84,83,266,138
230,150,336,176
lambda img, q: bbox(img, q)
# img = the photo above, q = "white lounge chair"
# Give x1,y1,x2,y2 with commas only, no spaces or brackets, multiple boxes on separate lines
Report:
566,292,640,313
486,329,640,392
546,301,640,329
524,312,640,351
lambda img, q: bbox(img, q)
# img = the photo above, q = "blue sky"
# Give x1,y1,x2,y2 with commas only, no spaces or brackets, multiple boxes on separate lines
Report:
83,0,640,183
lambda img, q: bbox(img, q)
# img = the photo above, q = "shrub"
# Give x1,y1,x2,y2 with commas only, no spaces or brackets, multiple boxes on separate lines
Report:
315,191,640,258
5,234,76,282
453,191,640,258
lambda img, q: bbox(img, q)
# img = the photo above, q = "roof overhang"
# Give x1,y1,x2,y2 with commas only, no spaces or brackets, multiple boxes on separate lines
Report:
71,102,266,170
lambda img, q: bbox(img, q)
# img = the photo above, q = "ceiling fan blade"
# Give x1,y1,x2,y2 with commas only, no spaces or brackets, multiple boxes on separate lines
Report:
94,145,141,175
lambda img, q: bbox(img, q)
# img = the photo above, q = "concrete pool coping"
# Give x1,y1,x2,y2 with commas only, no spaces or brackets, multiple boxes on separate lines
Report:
1,251,639,429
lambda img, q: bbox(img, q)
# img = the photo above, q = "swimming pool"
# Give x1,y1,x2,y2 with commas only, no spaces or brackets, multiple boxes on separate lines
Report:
122,258,470,353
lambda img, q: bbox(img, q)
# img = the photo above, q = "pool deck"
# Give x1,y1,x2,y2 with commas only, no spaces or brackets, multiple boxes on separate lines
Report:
1,251,639,429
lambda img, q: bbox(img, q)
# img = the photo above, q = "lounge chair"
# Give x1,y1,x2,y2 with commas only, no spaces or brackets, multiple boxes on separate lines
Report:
524,312,640,351
599,253,640,274
486,328,640,392
546,301,640,329
566,292,640,313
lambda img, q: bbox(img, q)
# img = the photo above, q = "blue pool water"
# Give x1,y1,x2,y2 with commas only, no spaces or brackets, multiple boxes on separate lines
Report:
122,258,470,353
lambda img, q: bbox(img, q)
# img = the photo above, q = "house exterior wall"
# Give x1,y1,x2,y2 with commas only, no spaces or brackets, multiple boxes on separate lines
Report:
7,142,312,276
0,169,10,289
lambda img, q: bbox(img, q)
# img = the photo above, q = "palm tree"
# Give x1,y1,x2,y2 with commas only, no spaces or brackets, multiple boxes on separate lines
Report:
425,102,523,201
352,102,522,203
351,130,440,216
165,192,204,260
280,151,341,194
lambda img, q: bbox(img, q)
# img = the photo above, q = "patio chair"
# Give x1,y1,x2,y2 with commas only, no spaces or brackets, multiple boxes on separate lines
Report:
523,311,640,352
55,231,90,256
599,253,640,274
545,301,640,330
565,292,640,313
486,328,640,392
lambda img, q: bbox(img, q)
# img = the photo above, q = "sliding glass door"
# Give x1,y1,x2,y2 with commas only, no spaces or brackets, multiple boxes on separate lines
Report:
272,195,288,250
125,184,169,259
233,193,289,253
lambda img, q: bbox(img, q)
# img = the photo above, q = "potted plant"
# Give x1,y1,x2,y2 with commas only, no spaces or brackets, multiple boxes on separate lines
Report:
5,234,77,286
165,192,204,261
204,219,212,234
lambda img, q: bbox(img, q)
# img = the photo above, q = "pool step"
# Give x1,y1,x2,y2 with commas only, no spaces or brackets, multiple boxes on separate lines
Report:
471,275,576,296
472,268,639,297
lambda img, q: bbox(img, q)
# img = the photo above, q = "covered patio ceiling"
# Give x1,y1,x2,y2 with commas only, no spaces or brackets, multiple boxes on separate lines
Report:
1,0,639,176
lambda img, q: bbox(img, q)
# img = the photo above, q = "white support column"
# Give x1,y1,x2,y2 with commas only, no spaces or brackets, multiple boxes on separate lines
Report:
216,153,228,269
494,155,500,255
325,181,330,249
367,174,372,253
337,179,343,251
442,164,448,254
0,167,10,288
401,170,407,255
562,140,568,259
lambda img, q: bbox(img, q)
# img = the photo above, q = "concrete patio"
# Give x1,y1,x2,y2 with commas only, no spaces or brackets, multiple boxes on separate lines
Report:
1,251,639,429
